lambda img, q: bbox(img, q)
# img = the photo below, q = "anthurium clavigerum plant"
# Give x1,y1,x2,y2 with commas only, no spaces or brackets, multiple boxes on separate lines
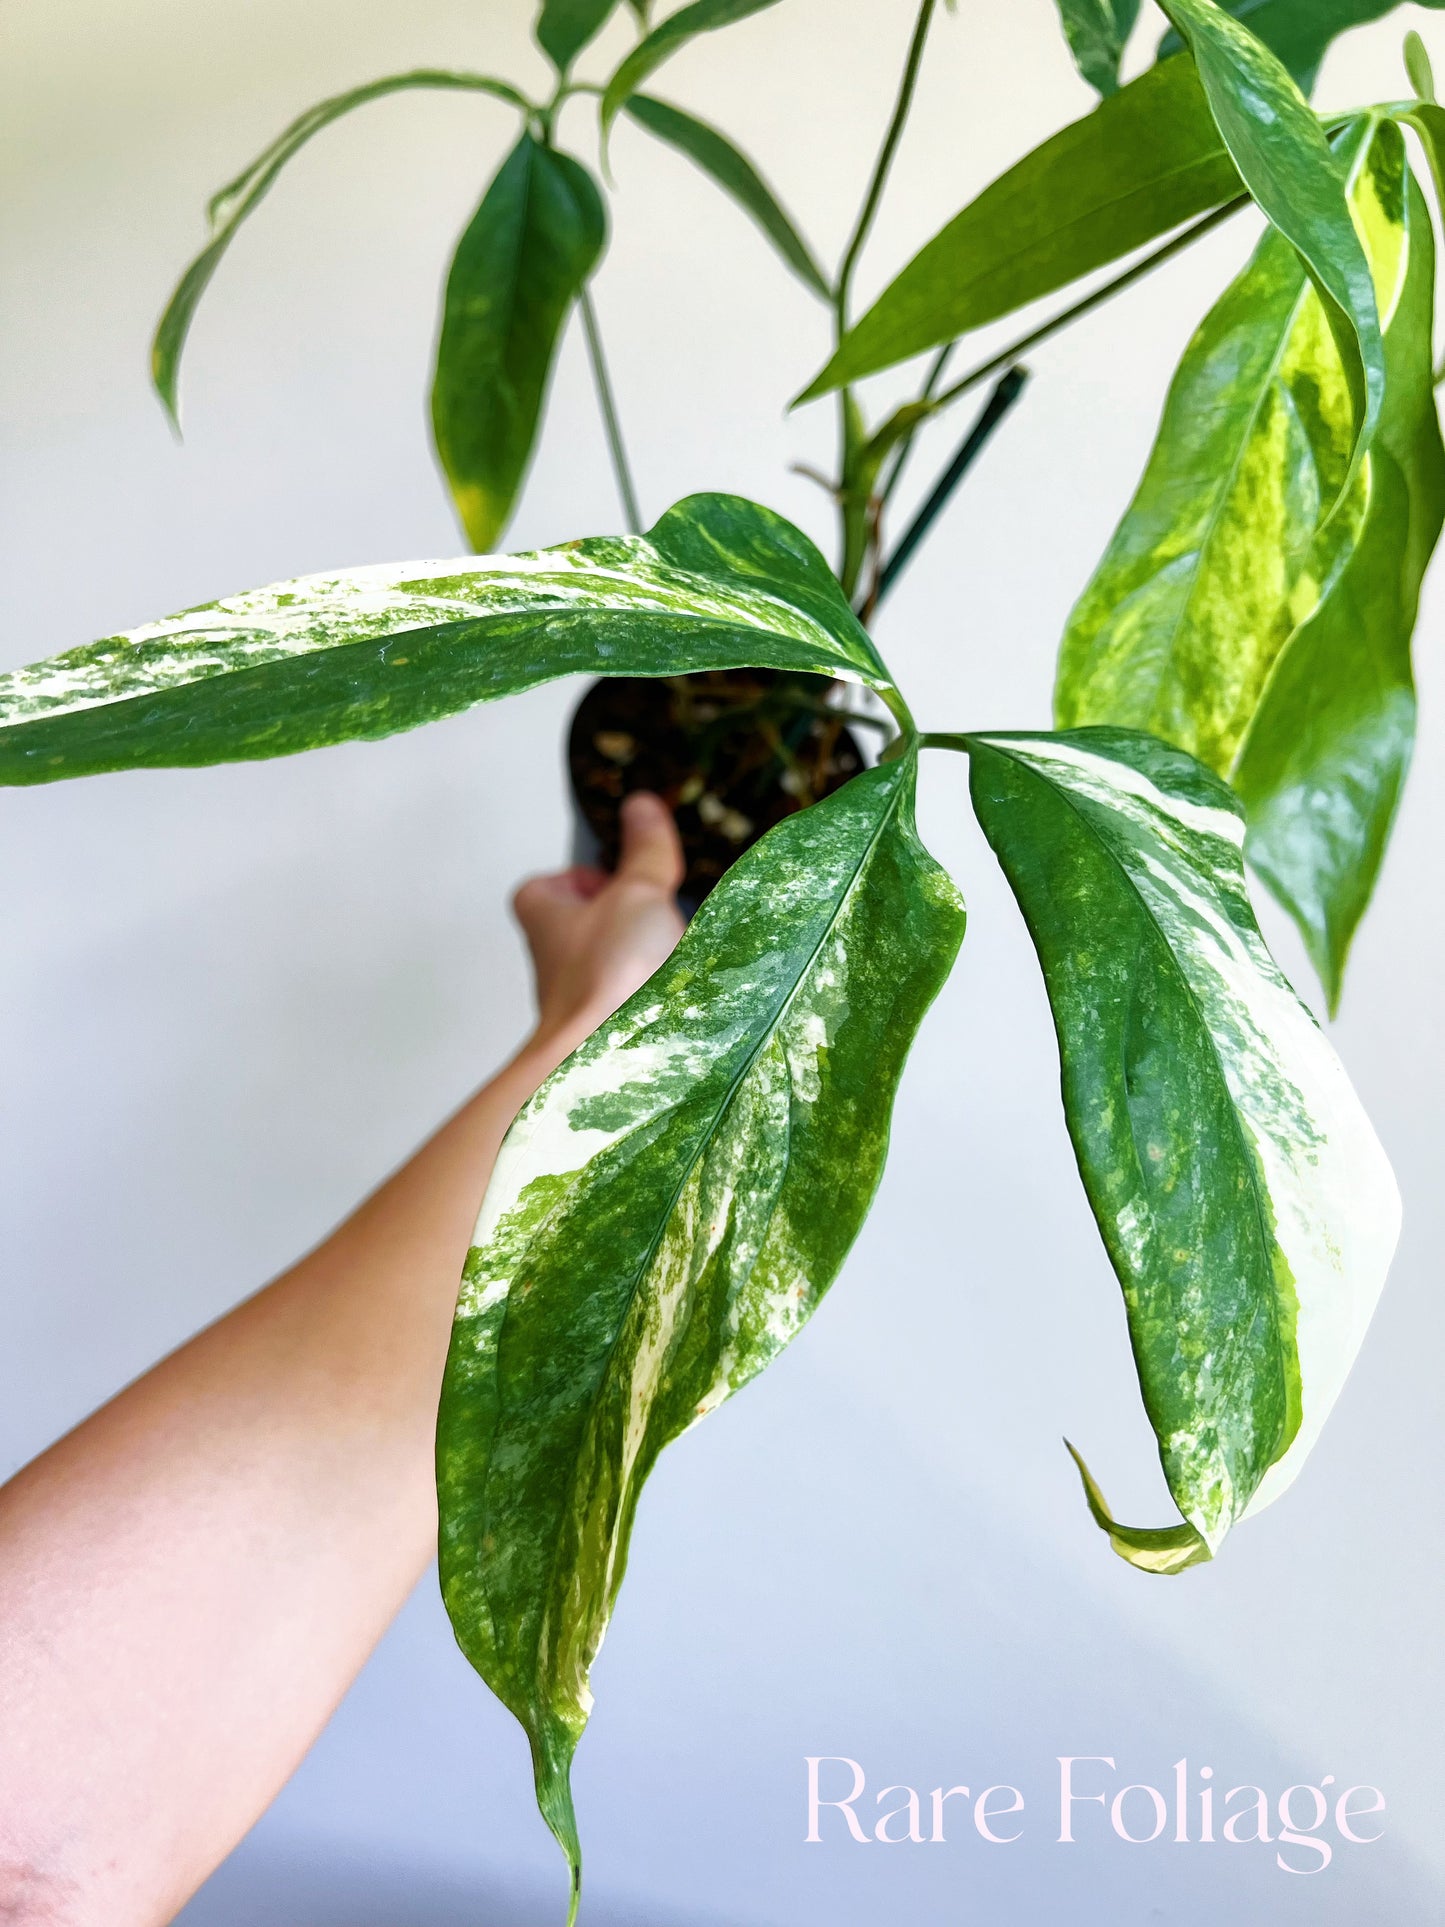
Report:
6,0,1444,1913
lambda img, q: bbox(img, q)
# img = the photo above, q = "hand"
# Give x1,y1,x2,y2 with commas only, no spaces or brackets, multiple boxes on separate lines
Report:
513,791,687,1062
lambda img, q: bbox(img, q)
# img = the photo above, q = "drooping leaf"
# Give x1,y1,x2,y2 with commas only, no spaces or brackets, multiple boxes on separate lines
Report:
599,0,782,146
1160,0,1445,96
1053,0,1143,95
0,495,898,786
151,70,528,425
965,727,1400,1572
431,134,606,552
1054,119,1401,777
1234,144,1445,1010
537,0,618,71
437,756,964,1916
621,94,829,297
1156,0,1384,463
798,56,1242,400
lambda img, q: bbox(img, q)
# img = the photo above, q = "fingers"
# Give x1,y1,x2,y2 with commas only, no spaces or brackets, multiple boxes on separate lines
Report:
513,866,606,918
614,791,685,894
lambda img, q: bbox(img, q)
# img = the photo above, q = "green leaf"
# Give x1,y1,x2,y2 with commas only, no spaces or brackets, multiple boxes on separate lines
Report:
1156,0,1385,465
0,495,898,786
599,0,781,147
1234,136,1445,1009
1053,0,1143,95
431,134,607,553
798,56,1242,399
965,727,1399,1572
1160,0,1445,96
536,0,618,71
1055,119,1402,777
621,93,829,297
1405,29,1437,105
436,755,964,1914
151,70,528,426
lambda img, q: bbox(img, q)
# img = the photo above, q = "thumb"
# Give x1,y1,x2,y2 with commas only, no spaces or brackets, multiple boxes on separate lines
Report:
615,791,685,893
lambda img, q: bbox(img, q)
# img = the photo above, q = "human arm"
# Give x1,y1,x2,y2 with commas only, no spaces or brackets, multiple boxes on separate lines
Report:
0,793,685,1926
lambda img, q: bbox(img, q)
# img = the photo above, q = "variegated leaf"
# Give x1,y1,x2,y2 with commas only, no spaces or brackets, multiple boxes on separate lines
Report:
1055,118,1400,777
1053,0,1143,95
436,757,964,1918
965,727,1399,1573
0,495,899,785
151,70,528,426
1160,0,1445,96
1156,0,1384,461
1234,134,1445,1010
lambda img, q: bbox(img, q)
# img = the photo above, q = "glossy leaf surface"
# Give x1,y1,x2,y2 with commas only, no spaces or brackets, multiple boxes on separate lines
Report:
1055,120,1402,776
1234,148,1445,1009
1160,0,1445,95
536,0,618,70
622,94,829,296
1054,0,1143,94
1156,0,1384,457
151,70,528,424
966,728,1399,1572
600,0,781,143
437,757,965,1913
432,134,606,552
801,57,1241,398
0,495,897,786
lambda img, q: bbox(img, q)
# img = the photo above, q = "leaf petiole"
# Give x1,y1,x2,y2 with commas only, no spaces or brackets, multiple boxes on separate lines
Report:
579,284,643,533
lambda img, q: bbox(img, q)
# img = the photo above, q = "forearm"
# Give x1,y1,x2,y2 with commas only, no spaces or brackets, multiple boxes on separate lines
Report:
0,1023,581,1926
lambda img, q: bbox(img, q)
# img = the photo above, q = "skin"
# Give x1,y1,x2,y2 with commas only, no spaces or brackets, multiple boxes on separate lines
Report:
0,791,686,1927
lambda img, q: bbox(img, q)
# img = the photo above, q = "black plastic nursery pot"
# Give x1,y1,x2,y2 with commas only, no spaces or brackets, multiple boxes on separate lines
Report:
566,668,869,912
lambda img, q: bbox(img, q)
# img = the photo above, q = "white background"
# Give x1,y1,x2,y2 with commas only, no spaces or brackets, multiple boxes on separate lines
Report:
3,2,1443,1921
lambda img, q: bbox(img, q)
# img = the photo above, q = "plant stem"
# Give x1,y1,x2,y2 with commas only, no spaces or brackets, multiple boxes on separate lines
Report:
579,283,642,534
834,0,937,326
924,198,1246,421
833,0,937,597
870,366,1029,612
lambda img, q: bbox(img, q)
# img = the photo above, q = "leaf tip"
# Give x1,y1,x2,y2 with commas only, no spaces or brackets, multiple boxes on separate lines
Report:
1063,1440,1212,1577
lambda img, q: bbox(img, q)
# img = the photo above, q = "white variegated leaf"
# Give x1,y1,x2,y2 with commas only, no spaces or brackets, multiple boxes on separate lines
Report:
965,726,1399,1572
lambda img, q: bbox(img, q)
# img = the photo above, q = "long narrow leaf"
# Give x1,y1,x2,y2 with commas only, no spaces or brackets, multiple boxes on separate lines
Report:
1157,0,1385,465
599,0,781,145
1160,0,1445,96
1234,138,1445,1009
966,727,1399,1572
431,134,606,552
1053,0,1143,95
622,94,829,297
1055,118,1397,776
151,70,527,425
437,756,964,1918
799,56,1241,399
0,495,898,786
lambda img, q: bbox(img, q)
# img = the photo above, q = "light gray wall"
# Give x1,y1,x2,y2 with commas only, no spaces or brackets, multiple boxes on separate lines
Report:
3,2,1442,1922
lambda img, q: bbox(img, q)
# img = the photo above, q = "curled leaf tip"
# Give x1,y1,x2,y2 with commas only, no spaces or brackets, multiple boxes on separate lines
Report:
1064,1441,1212,1577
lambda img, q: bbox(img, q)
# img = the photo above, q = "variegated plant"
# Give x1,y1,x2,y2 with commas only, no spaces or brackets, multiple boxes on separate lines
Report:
8,0,1442,1916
